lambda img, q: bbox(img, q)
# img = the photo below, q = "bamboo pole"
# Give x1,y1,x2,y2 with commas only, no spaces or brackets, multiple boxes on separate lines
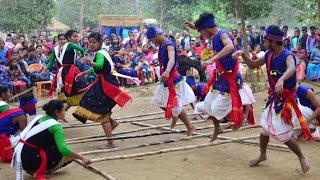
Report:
90,135,260,163
8,87,35,101
67,124,215,145
79,132,214,155
64,112,203,129
74,160,116,180
218,136,290,152
66,120,207,142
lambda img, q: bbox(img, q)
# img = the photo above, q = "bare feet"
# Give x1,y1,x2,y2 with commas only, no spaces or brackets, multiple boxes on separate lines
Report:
110,120,119,131
299,157,310,174
98,143,116,149
187,125,196,136
210,127,223,142
249,155,267,167
171,117,179,129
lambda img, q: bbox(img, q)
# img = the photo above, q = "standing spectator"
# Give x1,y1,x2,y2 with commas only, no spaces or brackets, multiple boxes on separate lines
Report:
300,26,309,50
255,26,266,51
282,25,291,50
291,28,301,49
306,39,320,80
175,33,182,44
292,42,307,84
30,36,37,49
168,30,176,43
232,29,242,50
246,25,255,50
181,30,192,50
306,26,318,52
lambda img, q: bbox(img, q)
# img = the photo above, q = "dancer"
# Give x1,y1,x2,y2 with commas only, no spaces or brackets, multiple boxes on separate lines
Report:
147,26,196,136
185,13,254,141
0,85,27,163
12,100,91,180
73,32,131,149
293,85,320,141
41,30,88,110
233,25,312,173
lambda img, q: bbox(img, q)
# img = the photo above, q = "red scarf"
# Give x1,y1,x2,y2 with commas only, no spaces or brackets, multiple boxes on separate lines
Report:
215,60,244,129
164,70,179,119
248,105,255,125
267,53,313,140
0,108,24,119
81,74,131,107
48,64,80,97
19,139,47,180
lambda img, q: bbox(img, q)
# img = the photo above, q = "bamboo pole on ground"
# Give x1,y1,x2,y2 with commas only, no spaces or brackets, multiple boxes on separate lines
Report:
66,120,207,142
8,87,35,101
64,112,203,129
67,124,215,145
90,135,260,163
79,132,214,155
74,159,116,180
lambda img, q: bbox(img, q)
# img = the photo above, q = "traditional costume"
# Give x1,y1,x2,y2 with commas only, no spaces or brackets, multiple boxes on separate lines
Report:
293,85,320,141
148,28,195,119
73,50,132,123
260,28,312,142
199,18,255,128
11,115,73,180
47,42,89,105
0,101,26,163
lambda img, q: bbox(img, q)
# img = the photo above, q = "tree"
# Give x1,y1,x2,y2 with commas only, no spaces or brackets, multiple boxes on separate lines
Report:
295,0,320,27
0,0,56,34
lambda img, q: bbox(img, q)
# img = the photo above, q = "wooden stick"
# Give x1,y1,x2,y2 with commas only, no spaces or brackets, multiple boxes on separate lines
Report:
74,159,116,180
66,120,207,142
113,111,163,120
90,135,260,163
64,112,203,129
67,125,215,145
9,87,35,100
218,136,290,151
79,132,214,155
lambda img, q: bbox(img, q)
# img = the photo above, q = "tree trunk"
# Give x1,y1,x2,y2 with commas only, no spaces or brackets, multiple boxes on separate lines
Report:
80,0,84,37
236,0,257,90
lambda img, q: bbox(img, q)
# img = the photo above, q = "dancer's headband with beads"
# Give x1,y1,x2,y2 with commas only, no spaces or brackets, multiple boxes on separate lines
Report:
263,28,284,42
197,18,216,32
146,26,161,39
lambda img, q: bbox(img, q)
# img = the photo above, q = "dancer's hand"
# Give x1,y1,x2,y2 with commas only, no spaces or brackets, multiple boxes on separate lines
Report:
82,56,91,64
275,79,284,94
232,50,243,59
160,70,170,82
184,21,196,30
81,157,91,165
201,62,208,70
75,72,84,82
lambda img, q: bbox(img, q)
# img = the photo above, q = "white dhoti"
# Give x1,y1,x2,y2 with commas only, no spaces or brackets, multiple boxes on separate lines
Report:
151,79,196,117
204,84,255,120
292,105,320,141
260,102,295,142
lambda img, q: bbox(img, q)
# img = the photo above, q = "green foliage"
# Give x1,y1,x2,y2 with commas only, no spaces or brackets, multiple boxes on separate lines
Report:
220,0,275,20
0,0,56,34
295,0,320,27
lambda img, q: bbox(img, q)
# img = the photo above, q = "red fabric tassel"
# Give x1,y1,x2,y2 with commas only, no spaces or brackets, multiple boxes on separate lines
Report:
64,65,80,96
48,65,68,98
165,71,179,119
81,74,132,108
19,139,47,180
202,69,216,95
0,134,13,163
248,105,255,125
216,60,244,129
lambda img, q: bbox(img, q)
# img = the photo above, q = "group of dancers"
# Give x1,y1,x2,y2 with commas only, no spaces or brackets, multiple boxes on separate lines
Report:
0,12,319,179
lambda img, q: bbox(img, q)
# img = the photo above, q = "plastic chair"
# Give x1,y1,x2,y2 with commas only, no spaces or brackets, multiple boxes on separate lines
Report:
27,64,52,99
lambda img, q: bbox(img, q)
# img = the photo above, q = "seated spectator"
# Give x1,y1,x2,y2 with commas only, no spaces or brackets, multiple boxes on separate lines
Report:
6,58,24,83
186,45,197,59
131,47,144,70
36,49,48,65
193,37,205,57
26,47,40,65
0,40,9,66
178,45,187,56
17,50,29,76
111,37,122,52
0,68,13,93
201,43,214,61
306,39,320,80
139,55,153,83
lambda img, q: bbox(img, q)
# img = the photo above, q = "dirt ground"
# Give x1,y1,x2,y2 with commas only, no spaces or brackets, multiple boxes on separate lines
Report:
1,82,320,180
